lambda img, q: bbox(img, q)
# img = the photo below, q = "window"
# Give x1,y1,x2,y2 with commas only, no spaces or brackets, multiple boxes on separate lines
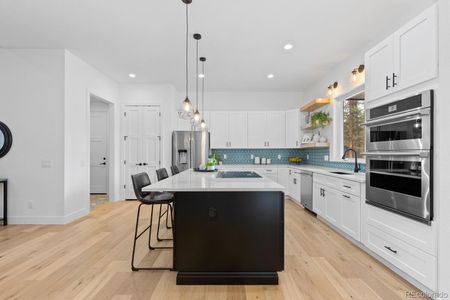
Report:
343,92,365,159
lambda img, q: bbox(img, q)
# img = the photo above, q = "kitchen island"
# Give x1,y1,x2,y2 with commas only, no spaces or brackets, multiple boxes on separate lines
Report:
142,169,285,285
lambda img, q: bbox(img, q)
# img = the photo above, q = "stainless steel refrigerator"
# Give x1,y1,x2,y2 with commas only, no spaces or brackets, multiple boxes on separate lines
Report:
172,131,210,172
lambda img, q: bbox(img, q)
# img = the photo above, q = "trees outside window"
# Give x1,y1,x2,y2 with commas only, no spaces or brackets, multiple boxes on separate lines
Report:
343,99,365,158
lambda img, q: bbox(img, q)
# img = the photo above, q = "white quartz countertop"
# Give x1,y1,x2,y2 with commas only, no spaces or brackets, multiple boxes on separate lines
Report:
217,164,366,183
142,169,286,192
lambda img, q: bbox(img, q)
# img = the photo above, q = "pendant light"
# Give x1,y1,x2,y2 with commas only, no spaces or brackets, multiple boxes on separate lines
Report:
193,33,202,123
200,56,207,129
180,0,193,119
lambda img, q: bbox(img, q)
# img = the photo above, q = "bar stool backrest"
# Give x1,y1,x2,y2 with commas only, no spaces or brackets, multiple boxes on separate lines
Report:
156,168,169,181
131,172,151,200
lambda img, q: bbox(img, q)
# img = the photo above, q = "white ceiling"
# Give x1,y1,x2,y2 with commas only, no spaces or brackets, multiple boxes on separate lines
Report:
0,0,436,92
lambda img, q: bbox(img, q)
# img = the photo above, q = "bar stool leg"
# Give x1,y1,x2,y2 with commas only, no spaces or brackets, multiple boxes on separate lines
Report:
157,204,173,242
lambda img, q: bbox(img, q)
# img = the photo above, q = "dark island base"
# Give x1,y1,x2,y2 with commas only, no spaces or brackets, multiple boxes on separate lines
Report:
177,272,279,285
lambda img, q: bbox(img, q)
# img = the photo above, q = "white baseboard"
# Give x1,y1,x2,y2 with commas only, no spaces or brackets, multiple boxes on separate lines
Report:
7,207,89,225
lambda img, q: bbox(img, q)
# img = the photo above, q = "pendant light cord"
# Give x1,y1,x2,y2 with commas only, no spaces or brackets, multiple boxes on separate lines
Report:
201,60,205,113
196,39,199,111
185,4,189,98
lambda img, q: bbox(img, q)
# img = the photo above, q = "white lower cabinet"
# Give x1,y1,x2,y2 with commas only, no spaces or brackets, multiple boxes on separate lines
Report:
366,224,437,291
313,183,325,216
277,167,289,195
323,187,341,228
288,169,301,203
313,174,362,242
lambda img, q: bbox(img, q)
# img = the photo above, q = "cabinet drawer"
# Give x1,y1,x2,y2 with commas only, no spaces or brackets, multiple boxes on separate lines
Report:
366,204,437,255
314,173,361,196
366,224,437,291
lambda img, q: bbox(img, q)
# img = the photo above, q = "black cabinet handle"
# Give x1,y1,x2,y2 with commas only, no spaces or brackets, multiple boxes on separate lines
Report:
343,185,351,189
343,194,350,199
142,163,148,166
100,162,106,165
392,73,397,87
384,246,398,254
136,163,143,166
385,75,391,90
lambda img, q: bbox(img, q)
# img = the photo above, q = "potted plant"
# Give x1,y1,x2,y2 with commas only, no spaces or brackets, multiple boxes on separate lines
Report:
311,111,332,129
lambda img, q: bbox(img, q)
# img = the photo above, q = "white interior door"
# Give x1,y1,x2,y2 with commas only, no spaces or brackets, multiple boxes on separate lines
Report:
90,111,108,193
141,107,160,184
124,106,161,199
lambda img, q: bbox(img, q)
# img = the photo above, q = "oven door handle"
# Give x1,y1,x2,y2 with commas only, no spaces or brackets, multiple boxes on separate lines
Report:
364,108,430,126
363,151,429,158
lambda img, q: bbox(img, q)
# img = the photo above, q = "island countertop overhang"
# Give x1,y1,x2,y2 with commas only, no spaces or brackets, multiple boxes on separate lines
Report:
142,169,285,192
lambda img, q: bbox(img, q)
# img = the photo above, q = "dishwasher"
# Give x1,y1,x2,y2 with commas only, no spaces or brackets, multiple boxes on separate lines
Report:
300,171,313,212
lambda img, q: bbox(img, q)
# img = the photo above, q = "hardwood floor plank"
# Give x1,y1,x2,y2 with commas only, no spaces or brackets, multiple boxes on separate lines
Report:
0,199,427,300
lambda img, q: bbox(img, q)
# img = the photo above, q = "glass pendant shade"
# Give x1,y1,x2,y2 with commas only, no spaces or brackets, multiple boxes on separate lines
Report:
183,97,192,112
193,109,201,122
200,119,206,129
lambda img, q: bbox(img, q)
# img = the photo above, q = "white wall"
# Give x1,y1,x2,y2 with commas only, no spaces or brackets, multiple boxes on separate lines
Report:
0,49,66,223
118,84,176,184
176,91,303,111
64,51,119,220
437,0,450,294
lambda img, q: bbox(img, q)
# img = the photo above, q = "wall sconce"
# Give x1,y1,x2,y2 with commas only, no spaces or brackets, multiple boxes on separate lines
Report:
351,64,365,82
327,81,338,96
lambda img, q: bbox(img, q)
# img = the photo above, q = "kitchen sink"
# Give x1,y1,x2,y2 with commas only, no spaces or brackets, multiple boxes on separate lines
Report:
329,171,353,175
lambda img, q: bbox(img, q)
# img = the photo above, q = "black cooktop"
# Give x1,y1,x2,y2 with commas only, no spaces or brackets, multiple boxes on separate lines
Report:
216,171,262,178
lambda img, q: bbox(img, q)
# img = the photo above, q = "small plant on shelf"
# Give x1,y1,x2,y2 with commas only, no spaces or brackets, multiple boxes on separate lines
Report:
311,111,332,129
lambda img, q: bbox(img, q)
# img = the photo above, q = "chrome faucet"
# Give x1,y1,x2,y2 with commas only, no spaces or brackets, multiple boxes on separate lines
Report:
342,148,361,173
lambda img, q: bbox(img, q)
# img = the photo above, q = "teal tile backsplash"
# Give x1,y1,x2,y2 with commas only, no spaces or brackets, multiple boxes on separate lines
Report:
211,147,366,172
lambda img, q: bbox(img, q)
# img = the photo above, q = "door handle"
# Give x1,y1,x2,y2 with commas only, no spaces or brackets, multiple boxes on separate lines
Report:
392,73,397,87
385,75,391,90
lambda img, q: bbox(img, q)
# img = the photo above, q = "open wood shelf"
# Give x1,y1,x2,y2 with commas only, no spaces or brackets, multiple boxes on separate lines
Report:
300,98,332,112
299,143,330,149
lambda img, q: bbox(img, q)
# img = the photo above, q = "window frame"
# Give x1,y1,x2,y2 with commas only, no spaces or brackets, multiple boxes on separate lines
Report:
330,84,366,163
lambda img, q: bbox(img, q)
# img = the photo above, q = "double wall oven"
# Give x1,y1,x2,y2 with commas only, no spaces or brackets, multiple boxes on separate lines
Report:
364,90,433,224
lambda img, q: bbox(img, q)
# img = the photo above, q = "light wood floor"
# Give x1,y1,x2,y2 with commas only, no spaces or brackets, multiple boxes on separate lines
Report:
0,199,427,300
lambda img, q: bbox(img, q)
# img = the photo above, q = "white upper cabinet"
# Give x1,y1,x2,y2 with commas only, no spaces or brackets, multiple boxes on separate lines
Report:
394,5,438,90
247,112,268,148
228,112,248,148
365,4,437,101
248,111,286,148
365,36,395,100
267,112,286,148
285,109,300,148
209,111,229,148
209,111,248,148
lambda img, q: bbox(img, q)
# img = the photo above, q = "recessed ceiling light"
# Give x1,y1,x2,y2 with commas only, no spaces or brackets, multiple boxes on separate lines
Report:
283,43,294,50
198,73,205,78
267,74,275,79
128,73,136,78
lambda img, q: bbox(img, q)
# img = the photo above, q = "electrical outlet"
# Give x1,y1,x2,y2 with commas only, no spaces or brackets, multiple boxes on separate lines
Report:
223,154,227,160
324,155,329,161
28,201,33,209
306,154,310,160
41,160,53,168
251,154,254,159
277,154,281,160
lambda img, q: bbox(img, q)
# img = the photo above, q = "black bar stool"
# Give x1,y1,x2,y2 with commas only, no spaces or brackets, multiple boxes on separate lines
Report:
156,168,173,233
170,165,180,175
130,172,174,271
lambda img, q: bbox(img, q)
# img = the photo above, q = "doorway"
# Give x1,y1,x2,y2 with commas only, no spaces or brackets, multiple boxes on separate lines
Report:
90,96,111,208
